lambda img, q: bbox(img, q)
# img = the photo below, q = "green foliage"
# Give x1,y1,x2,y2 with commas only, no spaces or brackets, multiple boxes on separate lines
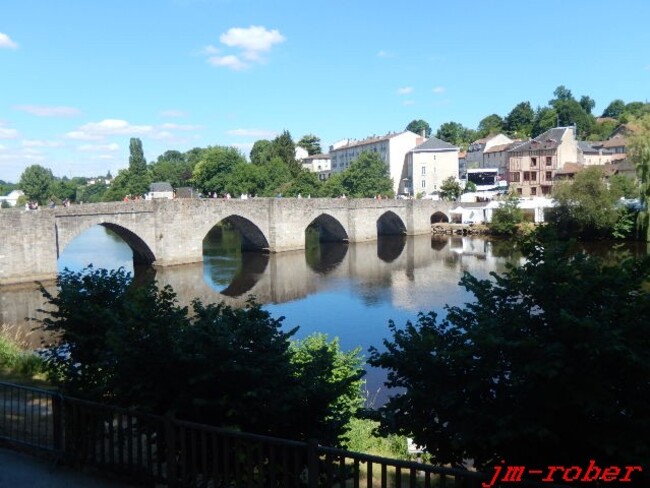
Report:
609,174,637,199
531,106,558,138
405,119,431,137
553,99,595,138
463,181,477,193
551,166,624,239
0,180,17,195
38,267,365,444
127,138,150,197
549,84,574,104
504,101,534,138
271,130,300,173
588,118,618,141
76,182,110,203
342,418,408,459
628,114,650,240
602,99,625,118
19,164,55,203
579,95,595,115
297,134,322,156
149,150,194,188
249,140,274,165
191,146,247,195
438,176,462,201
369,236,650,470
476,114,504,138
0,334,43,378
436,121,475,149
332,152,393,198
490,193,523,235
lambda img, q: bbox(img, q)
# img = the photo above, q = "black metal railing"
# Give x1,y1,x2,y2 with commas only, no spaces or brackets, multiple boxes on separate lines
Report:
1,381,570,488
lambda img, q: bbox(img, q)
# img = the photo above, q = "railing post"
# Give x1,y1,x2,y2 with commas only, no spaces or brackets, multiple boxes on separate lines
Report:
52,394,63,453
307,438,319,488
165,412,177,488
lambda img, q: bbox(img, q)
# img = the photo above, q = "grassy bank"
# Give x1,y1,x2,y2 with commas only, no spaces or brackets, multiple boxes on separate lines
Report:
0,324,45,384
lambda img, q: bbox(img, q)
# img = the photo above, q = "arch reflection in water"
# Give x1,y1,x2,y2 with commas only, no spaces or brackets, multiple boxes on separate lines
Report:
58,225,136,274
202,223,269,297
377,235,406,263
305,227,348,275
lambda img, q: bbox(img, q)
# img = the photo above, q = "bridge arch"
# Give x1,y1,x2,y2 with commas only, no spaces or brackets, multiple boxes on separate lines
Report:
204,215,270,251
57,220,157,266
306,213,349,242
430,211,450,224
376,211,406,236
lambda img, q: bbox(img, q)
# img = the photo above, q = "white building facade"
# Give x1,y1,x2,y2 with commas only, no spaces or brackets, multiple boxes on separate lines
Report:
329,131,424,194
405,137,459,197
300,154,332,181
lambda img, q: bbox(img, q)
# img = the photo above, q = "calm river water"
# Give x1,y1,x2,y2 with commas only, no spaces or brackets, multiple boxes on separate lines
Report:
1,225,647,403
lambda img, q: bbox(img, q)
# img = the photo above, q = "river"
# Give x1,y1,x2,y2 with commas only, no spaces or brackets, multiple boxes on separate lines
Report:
1,225,647,403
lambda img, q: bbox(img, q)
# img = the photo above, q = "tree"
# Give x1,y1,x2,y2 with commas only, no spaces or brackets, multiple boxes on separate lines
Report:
38,267,365,444
405,119,432,138
297,134,322,156
191,145,246,194
554,99,595,138
504,101,534,137
531,106,558,138
18,164,55,203
338,152,393,198
551,166,621,238
609,174,637,199
436,122,475,148
250,140,274,165
271,130,300,173
369,235,650,473
149,150,193,188
127,138,150,197
549,84,574,104
476,114,504,138
490,193,523,235
579,95,596,115
438,176,462,201
627,114,650,241
602,99,626,118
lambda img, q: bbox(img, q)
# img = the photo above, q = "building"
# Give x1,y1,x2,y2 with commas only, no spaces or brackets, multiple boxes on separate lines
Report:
405,136,459,197
507,127,581,197
300,153,331,181
0,190,24,207
329,131,424,194
146,182,174,200
466,134,514,169
578,141,613,166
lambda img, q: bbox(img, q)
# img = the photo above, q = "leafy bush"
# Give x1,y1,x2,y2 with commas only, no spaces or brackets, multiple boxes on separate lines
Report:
38,267,365,445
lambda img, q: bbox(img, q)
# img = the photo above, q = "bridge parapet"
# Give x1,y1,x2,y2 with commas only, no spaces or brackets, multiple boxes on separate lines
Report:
0,198,454,285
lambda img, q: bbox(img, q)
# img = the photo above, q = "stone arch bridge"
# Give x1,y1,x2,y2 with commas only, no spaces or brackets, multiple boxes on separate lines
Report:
0,198,453,285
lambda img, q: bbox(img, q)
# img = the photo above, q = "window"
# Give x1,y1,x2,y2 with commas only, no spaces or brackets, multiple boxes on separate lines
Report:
542,185,552,195
546,156,553,165
531,157,537,167
531,171,537,181
421,166,426,176
546,171,553,181
531,187,537,196
421,180,426,189
523,172,530,181
516,188,522,195
509,172,520,182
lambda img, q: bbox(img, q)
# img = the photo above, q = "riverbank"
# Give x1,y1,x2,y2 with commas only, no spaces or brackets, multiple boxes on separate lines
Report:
431,223,490,236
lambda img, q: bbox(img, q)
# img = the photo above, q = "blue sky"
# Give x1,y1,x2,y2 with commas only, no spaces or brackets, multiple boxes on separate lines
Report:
1,0,649,183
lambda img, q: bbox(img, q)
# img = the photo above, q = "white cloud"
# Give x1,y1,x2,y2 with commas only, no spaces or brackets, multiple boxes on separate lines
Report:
22,139,64,148
0,32,18,49
77,143,120,152
432,86,445,94
0,144,6,150
377,50,395,58
203,44,220,55
14,105,81,117
402,100,415,106
160,109,187,118
0,124,19,139
227,128,278,138
397,87,413,95
207,54,247,70
66,119,153,140
206,25,285,70
220,26,285,58
91,154,116,160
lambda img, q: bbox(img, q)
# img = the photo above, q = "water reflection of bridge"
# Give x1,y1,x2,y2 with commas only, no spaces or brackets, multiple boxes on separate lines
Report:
0,235,516,348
